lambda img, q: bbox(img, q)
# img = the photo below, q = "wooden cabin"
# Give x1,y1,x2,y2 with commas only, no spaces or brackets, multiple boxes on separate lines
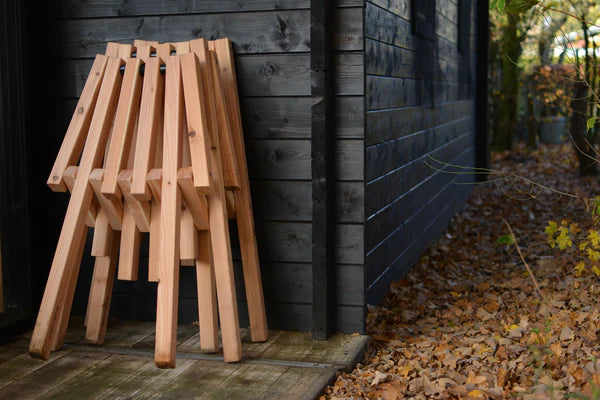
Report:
0,0,488,338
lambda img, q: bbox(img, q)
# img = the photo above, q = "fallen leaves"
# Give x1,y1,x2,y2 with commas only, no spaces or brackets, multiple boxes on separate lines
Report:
321,144,600,400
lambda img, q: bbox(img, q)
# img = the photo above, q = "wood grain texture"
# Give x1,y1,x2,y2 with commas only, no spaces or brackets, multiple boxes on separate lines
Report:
29,57,124,360
50,226,87,351
181,47,212,193
155,55,184,368
47,55,108,192
193,48,243,361
196,230,220,352
118,169,151,233
179,209,198,262
86,232,120,344
101,57,143,199
63,166,97,227
132,57,164,201
210,38,268,343
89,168,123,230
177,167,209,230
58,11,311,59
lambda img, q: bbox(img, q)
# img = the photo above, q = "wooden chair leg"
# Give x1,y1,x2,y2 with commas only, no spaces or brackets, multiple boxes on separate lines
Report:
86,232,119,344
196,230,219,353
29,56,123,360
50,225,88,351
210,39,269,343
182,44,242,363
155,55,184,369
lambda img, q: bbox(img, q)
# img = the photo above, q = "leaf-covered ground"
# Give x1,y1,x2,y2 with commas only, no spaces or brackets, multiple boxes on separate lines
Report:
322,144,600,399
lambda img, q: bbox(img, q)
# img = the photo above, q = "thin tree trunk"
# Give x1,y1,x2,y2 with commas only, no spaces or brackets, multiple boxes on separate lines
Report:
570,80,598,176
494,13,521,150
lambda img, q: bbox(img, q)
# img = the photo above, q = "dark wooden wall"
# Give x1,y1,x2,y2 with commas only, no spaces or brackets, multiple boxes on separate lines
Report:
364,0,477,304
33,0,366,334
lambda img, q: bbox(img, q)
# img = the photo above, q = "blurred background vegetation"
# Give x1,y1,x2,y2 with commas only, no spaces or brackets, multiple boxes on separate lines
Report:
489,0,600,175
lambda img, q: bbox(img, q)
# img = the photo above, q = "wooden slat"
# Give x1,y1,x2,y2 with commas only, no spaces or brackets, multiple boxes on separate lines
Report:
207,51,242,362
63,166,96,227
105,42,120,57
191,39,240,190
134,39,159,48
206,42,240,191
180,44,212,193
148,167,163,281
29,56,124,360
101,57,143,199
155,55,184,369
118,170,150,232
85,232,119,344
147,169,163,202
175,41,190,55
131,57,164,201
117,43,134,59
179,209,198,263
177,167,209,230
210,38,268,343
156,43,173,61
50,225,87,351
148,199,161,282
90,210,113,257
89,169,123,230
135,44,155,61
226,191,236,219
196,230,219,353
47,55,108,192
117,205,141,281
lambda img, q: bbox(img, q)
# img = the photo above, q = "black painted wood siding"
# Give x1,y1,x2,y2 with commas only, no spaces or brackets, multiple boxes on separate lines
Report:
364,0,477,304
44,0,367,334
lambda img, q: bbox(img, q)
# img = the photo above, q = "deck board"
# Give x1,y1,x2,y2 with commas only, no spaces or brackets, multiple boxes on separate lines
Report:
1,319,368,400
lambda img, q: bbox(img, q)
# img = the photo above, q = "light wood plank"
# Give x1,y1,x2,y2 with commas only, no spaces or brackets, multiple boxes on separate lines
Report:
89,168,123,230
86,232,119,344
101,57,143,199
47,55,108,192
179,209,198,263
206,41,240,191
63,166,96,227
29,56,124,360
134,39,159,48
117,205,141,281
210,39,268,342
226,190,236,219
147,169,162,202
131,57,164,201
155,55,184,369
90,209,113,257
148,197,161,282
196,230,219,353
105,42,120,57
118,170,150,232
177,166,209,230
180,45,212,193
50,226,87,351
206,50,242,362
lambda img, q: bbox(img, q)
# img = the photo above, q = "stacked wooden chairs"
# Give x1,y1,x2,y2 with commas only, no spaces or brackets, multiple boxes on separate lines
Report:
28,38,268,368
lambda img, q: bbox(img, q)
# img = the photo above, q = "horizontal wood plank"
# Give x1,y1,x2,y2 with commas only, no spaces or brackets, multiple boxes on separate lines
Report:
366,99,471,146
366,117,471,181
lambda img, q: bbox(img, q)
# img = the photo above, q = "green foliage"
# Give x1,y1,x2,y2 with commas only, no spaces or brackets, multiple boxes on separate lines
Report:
490,0,506,13
545,216,600,277
497,233,515,246
588,117,598,131
506,0,540,15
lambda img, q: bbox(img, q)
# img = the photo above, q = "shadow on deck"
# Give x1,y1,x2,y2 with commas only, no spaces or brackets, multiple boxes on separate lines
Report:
0,318,369,400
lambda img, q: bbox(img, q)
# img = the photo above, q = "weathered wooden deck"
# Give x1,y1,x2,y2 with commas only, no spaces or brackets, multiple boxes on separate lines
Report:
0,318,368,400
